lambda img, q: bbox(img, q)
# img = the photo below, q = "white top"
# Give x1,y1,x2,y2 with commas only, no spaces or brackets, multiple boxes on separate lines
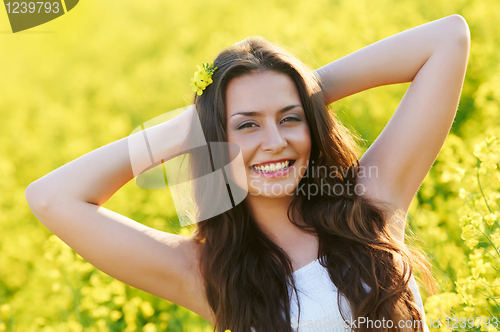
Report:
287,257,430,332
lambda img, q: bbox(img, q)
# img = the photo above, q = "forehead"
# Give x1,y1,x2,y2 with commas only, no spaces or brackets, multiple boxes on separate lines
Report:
225,71,302,116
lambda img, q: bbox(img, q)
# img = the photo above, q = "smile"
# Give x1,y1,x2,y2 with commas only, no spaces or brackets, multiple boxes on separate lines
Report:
249,160,295,175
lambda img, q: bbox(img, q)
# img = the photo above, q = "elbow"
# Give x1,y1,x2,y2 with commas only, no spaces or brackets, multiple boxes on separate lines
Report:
25,181,52,215
446,14,471,48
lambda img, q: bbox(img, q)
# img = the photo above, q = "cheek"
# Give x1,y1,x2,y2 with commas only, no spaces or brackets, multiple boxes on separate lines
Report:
227,134,258,165
305,127,312,153
303,133,312,152
295,126,312,155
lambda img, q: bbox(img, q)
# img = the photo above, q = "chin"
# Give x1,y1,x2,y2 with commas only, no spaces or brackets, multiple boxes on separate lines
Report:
246,181,299,199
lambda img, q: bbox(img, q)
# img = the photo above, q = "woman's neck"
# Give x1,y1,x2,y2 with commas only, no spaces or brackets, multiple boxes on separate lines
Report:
245,195,315,252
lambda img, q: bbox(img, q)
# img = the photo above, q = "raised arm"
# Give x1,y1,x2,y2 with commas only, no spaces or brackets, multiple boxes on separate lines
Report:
315,15,470,238
25,105,214,323
314,15,469,104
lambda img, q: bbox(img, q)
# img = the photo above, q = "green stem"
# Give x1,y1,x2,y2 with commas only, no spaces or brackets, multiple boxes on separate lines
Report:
478,288,500,307
487,261,500,273
476,160,493,214
475,225,500,260
481,248,500,270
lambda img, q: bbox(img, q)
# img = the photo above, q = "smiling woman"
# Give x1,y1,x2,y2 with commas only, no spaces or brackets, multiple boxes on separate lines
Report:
26,14,470,332
226,71,311,198
185,17,469,329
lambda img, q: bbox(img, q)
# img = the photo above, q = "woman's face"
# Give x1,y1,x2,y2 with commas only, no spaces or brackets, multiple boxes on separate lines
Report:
226,70,311,198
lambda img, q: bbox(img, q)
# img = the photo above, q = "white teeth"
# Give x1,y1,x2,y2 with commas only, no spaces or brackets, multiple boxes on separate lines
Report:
251,160,293,173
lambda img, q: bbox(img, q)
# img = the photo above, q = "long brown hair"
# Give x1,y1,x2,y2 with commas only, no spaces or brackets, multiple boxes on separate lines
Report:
188,36,436,332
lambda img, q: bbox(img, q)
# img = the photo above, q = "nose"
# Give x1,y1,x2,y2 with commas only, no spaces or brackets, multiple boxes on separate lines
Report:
260,124,287,153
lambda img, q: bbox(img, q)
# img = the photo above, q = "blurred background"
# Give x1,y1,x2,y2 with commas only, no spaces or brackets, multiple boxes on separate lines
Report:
1,0,499,331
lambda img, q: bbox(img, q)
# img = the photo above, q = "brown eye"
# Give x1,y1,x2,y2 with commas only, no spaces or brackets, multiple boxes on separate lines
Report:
281,116,301,124
237,122,258,130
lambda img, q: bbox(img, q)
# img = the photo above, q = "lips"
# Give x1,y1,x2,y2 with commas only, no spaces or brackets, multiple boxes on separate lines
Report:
250,160,295,173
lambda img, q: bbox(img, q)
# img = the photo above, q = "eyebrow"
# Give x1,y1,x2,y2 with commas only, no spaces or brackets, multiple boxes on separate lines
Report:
229,104,302,118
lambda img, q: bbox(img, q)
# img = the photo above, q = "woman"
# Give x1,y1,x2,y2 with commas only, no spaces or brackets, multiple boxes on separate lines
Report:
25,14,470,332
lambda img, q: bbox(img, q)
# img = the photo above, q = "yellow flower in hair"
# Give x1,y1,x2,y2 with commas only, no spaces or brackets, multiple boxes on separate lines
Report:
190,62,218,96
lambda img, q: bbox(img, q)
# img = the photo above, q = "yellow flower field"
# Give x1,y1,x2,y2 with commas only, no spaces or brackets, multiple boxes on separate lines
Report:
0,0,499,331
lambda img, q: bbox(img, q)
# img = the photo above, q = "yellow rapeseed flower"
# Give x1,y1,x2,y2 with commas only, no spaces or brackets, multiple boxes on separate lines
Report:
466,238,479,249
474,141,489,161
491,232,500,248
470,212,483,228
143,323,157,332
484,213,497,226
459,188,469,199
469,249,482,261
472,266,486,279
461,225,479,242
140,301,155,318
190,62,218,95
0,304,11,321
456,166,466,178
488,191,500,201
461,293,475,306
486,134,497,144
110,310,123,322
